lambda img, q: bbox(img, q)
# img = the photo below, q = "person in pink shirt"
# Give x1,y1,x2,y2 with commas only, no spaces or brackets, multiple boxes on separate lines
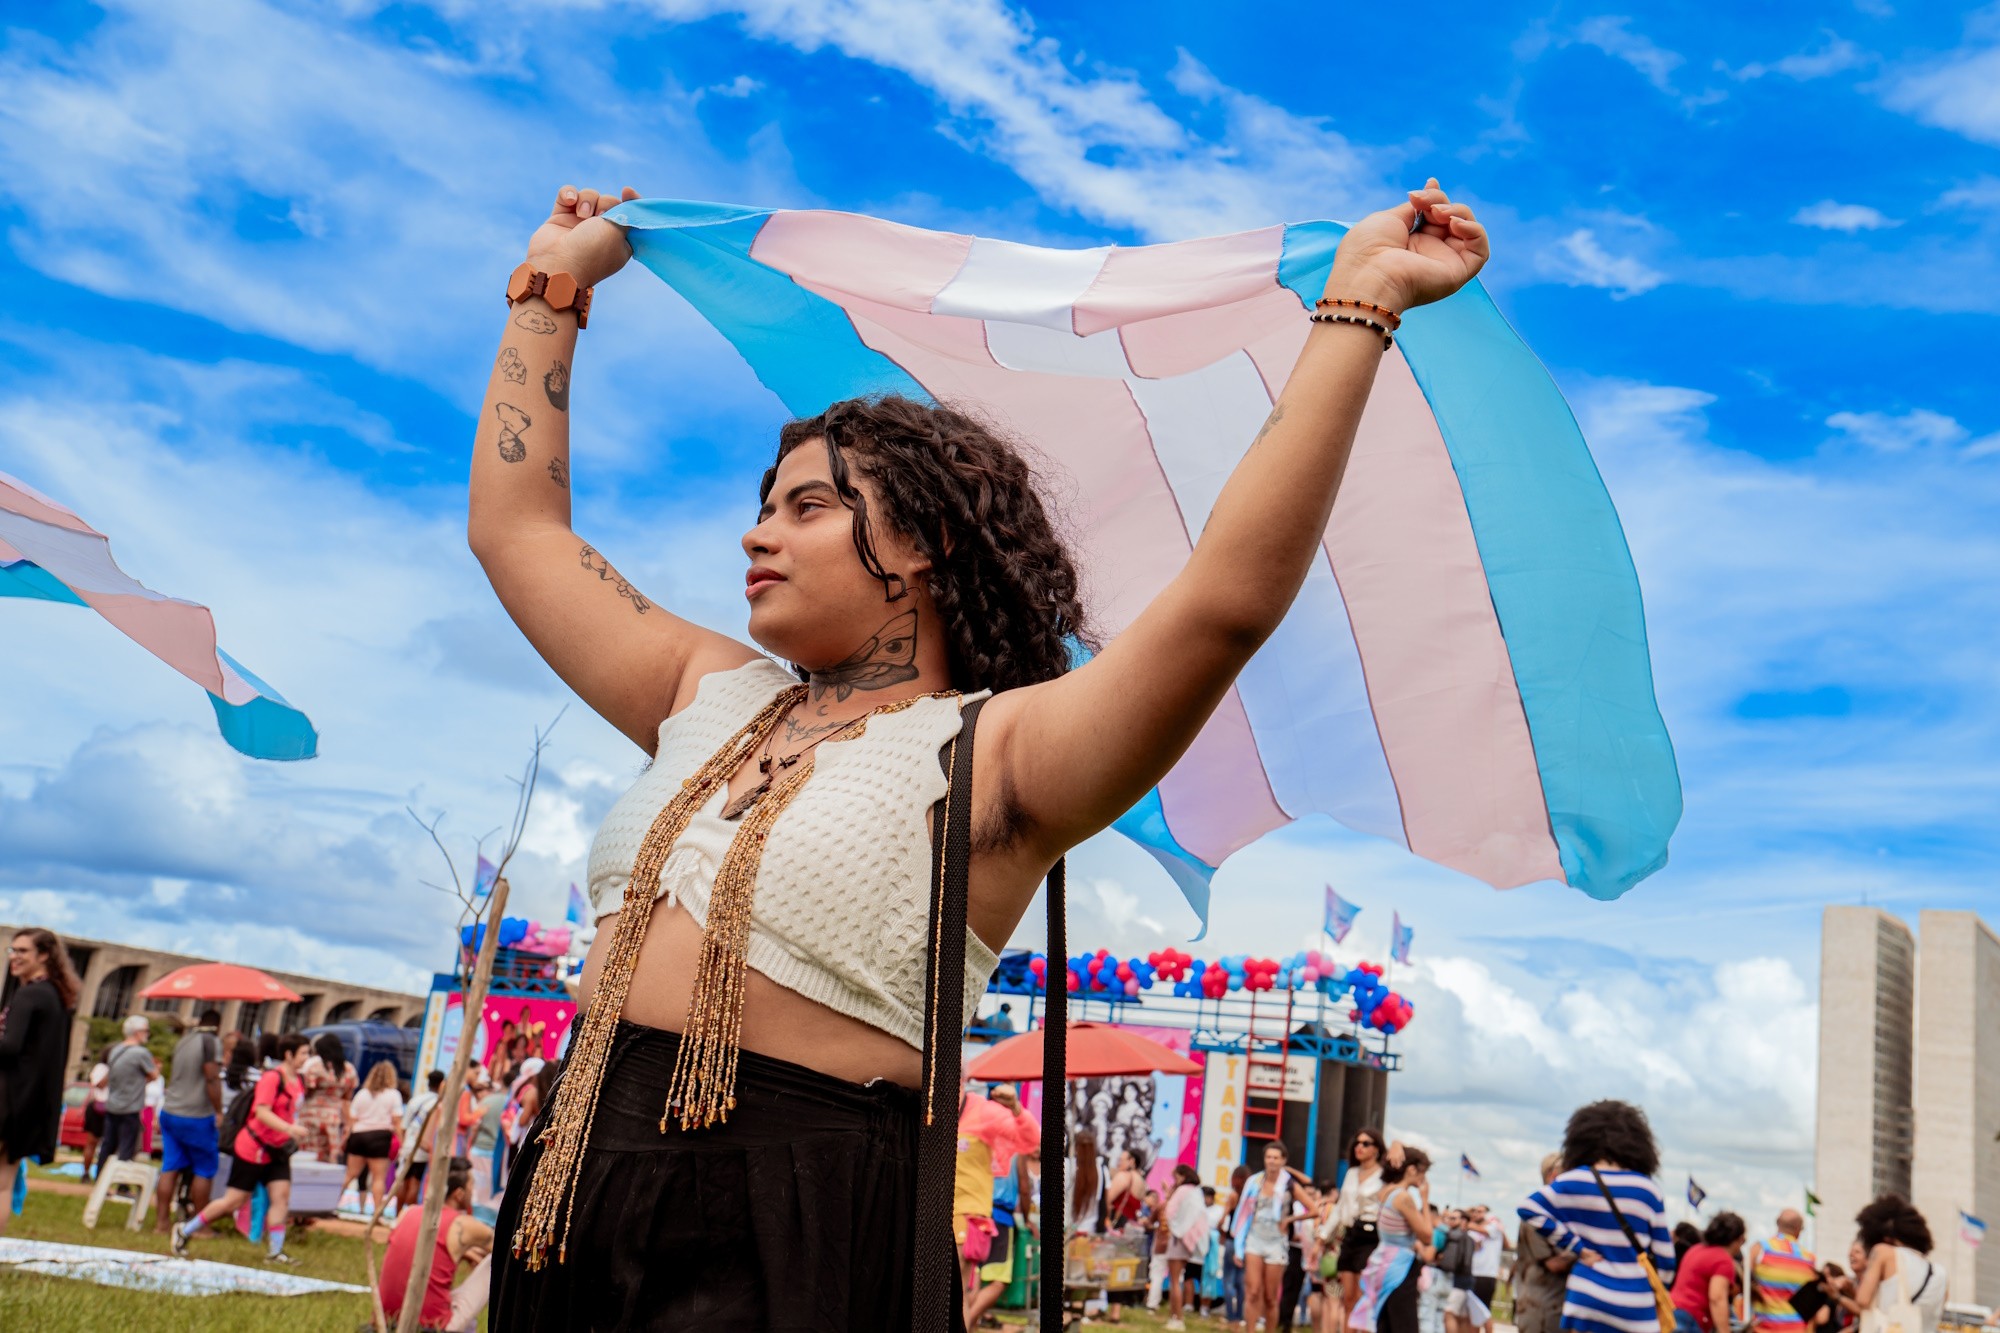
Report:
958,1082,1039,1325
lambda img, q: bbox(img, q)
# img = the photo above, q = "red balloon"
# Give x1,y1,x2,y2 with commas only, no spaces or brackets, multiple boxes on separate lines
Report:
1116,962,1134,982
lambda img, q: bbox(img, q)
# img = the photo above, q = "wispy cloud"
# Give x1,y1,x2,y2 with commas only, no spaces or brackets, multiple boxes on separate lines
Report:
1826,407,2000,456
1880,20,2000,145
1792,200,1901,232
621,1,1394,237
1722,35,1871,82
1538,227,1667,297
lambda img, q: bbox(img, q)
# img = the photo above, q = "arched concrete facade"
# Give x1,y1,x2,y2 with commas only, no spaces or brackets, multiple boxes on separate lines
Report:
0,927,424,1079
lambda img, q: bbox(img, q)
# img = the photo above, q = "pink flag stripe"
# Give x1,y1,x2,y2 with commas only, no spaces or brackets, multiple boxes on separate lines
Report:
822,288,1289,863
1245,326,1562,885
751,208,972,313
0,474,95,535
1073,225,1288,339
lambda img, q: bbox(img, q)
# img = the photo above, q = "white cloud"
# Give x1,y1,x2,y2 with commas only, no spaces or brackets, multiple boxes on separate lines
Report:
1539,228,1667,297
619,2,1393,238
1792,200,1900,232
1724,36,1870,81
1881,35,2000,146
1575,15,1685,94
1825,407,1996,454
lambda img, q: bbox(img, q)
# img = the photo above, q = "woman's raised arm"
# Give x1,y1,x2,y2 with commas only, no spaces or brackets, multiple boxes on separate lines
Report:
468,186,756,752
986,180,1489,872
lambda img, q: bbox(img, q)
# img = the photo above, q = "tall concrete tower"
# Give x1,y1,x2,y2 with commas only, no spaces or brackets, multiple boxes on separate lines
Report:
1912,910,2000,1306
1814,906,1915,1258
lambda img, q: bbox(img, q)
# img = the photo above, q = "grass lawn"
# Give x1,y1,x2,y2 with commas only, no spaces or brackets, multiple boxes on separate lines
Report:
1,1184,382,1330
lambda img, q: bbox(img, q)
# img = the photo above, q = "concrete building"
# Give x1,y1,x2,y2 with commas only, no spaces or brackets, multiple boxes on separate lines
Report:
0,927,422,1081
1912,910,2000,1306
1816,906,2000,1307
1815,906,1916,1262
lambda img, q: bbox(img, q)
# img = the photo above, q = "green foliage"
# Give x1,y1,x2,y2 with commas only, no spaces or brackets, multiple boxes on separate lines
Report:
82,1015,187,1080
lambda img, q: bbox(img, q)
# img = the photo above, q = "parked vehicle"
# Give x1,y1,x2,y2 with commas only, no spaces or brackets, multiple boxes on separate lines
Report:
58,1081,155,1156
302,1020,420,1085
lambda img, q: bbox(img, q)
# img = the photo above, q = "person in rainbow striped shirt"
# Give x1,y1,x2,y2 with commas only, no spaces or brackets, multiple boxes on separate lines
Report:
1748,1210,1818,1332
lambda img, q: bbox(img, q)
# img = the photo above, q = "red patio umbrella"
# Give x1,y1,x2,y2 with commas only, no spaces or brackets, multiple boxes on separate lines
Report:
138,962,302,1004
966,1021,1199,1082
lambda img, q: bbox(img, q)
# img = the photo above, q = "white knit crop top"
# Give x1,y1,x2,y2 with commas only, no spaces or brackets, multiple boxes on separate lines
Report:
585,658,999,1052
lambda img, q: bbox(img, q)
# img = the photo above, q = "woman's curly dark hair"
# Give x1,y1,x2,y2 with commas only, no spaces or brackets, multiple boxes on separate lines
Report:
1559,1099,1660,1176
764,395,1094,693
1856,1194,1933,1254
1702,1211,1746,1248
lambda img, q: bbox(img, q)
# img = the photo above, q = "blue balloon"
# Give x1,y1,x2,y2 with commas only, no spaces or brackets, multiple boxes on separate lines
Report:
1226,974,1244,993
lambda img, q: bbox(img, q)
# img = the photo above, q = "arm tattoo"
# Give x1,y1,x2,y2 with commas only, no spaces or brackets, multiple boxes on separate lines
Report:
494,403,531,463
548,456,568,489
543,359,570,411
497,347,527,385
808,610,919,703
1250,400,1287,449
579,543,652,614
514,309,559,336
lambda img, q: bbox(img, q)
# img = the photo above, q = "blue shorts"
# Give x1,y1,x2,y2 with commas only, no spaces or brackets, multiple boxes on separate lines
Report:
158,1111,219,1178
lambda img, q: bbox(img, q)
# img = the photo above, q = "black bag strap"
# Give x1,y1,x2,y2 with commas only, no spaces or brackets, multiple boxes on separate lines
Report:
914,697,985,1331
1041,855,1066,1332
1586,1166,1645,1254
913,697,1068,1332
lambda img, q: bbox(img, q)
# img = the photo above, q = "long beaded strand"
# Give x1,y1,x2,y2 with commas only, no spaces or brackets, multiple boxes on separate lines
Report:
511,686,803,1269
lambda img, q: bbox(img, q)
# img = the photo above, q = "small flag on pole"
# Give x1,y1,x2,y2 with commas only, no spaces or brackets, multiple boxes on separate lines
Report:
565,883,589,927
1460,1153,1480,1178
1805,1189,1821,1218
1688,1177,1707,1209
1962,1212,1987,1248
1325,887,1362,944
1391,912,1414,965
472,854,498,900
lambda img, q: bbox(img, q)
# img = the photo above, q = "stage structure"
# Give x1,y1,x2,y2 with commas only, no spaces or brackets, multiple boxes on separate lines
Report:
415,917,582,1079
981,951,1401,1186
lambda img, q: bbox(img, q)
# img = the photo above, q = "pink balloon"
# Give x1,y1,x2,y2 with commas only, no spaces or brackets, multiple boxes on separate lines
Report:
1124,978,1140,997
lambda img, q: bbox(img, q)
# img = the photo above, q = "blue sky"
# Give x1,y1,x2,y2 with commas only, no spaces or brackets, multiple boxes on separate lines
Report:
3,0,1998,1220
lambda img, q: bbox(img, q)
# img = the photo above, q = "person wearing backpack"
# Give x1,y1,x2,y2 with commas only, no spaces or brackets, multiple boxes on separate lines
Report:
172,1032,309,1264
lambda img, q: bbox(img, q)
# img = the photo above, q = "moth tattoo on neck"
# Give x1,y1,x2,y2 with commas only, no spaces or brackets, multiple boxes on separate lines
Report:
494,403,531,463
810,610,919,703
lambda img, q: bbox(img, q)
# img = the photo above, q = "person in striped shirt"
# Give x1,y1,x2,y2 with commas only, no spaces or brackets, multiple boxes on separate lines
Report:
1519,1101,1678,1333
1748,1210,1817,1333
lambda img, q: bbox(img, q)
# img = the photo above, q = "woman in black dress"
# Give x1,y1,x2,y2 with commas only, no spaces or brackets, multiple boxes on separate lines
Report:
0,927,81,1234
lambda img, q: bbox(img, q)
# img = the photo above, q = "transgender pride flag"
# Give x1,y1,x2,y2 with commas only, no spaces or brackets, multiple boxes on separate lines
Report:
1,470,317,761
609,200,1681,929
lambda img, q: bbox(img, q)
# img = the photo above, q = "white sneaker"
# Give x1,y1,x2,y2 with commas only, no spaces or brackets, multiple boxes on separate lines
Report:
1166,1321,1188,1331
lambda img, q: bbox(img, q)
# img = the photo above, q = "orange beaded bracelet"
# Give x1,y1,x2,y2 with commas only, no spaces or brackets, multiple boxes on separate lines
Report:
1315,295,1401,330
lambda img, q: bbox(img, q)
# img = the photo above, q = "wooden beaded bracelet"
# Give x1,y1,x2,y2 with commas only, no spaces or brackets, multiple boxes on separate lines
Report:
1315,295,1401,330
1308,310,1395,350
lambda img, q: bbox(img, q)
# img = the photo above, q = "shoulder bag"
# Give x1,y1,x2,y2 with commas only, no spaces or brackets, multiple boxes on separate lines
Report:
912,697,1068,1332
1587,1167,1678,1332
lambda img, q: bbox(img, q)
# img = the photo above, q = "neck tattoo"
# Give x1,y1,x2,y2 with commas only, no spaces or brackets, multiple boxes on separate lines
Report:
807,609,920,704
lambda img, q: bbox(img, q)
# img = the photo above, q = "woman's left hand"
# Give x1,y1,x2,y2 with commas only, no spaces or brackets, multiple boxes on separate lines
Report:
1324,177,1490,314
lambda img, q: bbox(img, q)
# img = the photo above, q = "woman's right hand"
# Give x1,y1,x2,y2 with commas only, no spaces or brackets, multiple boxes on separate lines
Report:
524,184,641,288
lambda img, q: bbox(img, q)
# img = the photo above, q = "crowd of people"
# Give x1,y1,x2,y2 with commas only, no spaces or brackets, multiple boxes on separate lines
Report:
1015,1094,1957,1333
0,924,551,1327
0,928,1962,1333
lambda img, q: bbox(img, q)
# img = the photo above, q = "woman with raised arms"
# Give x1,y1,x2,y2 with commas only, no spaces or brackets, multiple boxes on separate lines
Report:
471,178,1488,1329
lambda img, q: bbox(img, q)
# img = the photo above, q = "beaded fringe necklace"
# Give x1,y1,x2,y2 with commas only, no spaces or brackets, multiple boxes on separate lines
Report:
511,682,951,1269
